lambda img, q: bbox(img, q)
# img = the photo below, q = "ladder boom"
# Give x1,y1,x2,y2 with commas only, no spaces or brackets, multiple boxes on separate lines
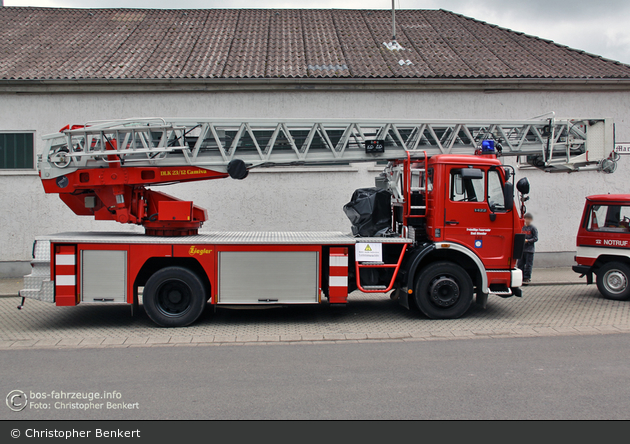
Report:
39,115,618,181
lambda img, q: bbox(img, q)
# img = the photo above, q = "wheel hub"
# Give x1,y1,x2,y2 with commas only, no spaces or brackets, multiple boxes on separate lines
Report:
604,270,628,294
429,276,460,307
167,290,182,304
156,281,192,317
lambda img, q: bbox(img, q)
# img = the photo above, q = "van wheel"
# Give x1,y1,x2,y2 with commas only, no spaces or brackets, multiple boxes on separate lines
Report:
143,267,207,327
596,262,630,301
414,262,473,319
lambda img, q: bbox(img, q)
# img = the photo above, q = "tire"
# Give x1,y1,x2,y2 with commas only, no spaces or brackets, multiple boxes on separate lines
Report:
143,266,207,327
414,261,474,319
596,262,630,301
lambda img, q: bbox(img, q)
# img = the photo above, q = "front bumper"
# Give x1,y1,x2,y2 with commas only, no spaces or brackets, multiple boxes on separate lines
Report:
511,268,523,287
572,265,591,275
572,265,593,284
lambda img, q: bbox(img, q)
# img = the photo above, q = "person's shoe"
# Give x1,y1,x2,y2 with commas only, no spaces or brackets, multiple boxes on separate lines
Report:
523,279,531,286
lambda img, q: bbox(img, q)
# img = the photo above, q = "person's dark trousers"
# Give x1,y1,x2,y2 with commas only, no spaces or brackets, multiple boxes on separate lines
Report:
519,252,534,281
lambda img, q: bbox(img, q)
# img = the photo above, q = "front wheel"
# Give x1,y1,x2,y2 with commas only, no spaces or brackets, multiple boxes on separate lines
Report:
596,262,630,301
143,266,207,327
414,261,474,319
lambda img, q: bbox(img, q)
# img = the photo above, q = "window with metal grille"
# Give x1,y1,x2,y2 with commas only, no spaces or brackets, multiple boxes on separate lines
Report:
0,133,34,169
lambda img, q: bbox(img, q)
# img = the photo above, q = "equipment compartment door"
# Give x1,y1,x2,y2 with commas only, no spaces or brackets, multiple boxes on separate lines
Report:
81,250,127,302
218,251,319,304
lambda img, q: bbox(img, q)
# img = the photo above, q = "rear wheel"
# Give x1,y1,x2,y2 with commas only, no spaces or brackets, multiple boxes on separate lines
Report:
143,267,207,327
414,261,474,319
596,262,630,301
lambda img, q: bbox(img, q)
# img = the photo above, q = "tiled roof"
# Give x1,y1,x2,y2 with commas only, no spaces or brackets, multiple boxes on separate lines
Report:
1,7,629,80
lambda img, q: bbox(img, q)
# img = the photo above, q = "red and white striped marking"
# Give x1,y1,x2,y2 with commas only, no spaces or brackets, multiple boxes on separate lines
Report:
329,247,348,304
55,246,76,306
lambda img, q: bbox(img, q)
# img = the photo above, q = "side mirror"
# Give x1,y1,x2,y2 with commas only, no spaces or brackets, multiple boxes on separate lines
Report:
504,182,514,210
516,177,530,195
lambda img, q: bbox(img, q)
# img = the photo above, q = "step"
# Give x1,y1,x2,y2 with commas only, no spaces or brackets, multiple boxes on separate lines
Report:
361,285,388,291
359,263,398,268
489,289,512,296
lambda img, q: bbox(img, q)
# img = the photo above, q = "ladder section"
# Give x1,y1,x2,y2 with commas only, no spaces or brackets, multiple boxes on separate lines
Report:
39,115,617,180
380,154,428,230
405,155,429,223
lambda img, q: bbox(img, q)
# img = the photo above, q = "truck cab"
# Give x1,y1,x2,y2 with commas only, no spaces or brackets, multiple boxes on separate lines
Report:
382,153,526,318
573,194,630,300
426,155,523,271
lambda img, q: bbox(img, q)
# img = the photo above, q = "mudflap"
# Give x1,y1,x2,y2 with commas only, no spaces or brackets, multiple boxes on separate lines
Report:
476,292,488,308
398,289,410,310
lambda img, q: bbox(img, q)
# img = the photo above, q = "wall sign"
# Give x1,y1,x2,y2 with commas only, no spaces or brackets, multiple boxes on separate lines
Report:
614,143,630,155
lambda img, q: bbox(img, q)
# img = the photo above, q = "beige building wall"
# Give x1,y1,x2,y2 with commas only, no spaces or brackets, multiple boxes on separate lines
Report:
1,88,629,272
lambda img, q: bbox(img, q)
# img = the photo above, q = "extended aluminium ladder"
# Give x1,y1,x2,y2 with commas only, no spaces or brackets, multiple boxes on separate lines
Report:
39,114,617,181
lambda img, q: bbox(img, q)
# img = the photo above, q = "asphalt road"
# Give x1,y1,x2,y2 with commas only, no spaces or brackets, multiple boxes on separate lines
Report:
1,333,629,420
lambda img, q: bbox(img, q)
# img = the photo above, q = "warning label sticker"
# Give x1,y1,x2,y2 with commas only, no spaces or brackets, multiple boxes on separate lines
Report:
355,243,383,262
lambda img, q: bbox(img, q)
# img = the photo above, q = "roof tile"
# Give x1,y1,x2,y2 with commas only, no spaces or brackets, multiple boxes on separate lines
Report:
0,7,628,81
302,9,349,78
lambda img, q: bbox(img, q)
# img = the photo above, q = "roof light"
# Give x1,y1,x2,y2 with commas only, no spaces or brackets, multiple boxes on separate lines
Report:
481,140,495,153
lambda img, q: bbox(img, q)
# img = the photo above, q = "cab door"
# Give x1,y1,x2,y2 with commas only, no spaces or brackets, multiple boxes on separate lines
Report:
443,166,513,269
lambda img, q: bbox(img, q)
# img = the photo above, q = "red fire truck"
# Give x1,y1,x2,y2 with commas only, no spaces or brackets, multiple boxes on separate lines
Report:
19,116,617,326
573,194,630,300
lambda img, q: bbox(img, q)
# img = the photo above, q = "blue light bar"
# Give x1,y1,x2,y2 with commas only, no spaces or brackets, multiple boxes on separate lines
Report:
481,140,495,152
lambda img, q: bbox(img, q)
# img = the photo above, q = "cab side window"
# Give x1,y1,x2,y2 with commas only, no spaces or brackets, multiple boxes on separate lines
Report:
450,169,485,202
426,168,434,192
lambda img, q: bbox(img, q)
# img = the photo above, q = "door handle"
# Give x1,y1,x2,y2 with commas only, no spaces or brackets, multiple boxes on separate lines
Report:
446,220,459,225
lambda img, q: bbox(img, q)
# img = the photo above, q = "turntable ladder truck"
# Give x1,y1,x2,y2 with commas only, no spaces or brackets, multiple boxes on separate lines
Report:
19,115,617,326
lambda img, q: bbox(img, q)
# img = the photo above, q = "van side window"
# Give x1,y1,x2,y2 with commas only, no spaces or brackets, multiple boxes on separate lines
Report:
588,205,630,232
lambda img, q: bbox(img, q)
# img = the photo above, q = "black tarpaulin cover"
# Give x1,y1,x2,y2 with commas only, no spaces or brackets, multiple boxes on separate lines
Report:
343,187,392,237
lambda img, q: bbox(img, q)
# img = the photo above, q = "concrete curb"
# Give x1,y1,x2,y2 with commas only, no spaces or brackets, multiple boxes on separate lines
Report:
1,327,629,351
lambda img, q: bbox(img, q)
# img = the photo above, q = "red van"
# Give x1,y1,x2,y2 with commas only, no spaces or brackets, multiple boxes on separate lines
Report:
573,195,630,300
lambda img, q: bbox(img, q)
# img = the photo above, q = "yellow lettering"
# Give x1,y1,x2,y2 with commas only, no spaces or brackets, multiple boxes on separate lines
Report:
188,246,213,256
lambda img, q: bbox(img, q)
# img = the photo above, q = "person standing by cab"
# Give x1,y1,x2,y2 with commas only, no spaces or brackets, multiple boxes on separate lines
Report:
519,213,538,285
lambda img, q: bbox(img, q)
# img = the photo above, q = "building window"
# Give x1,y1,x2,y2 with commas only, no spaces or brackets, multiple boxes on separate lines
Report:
0,133,34,170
